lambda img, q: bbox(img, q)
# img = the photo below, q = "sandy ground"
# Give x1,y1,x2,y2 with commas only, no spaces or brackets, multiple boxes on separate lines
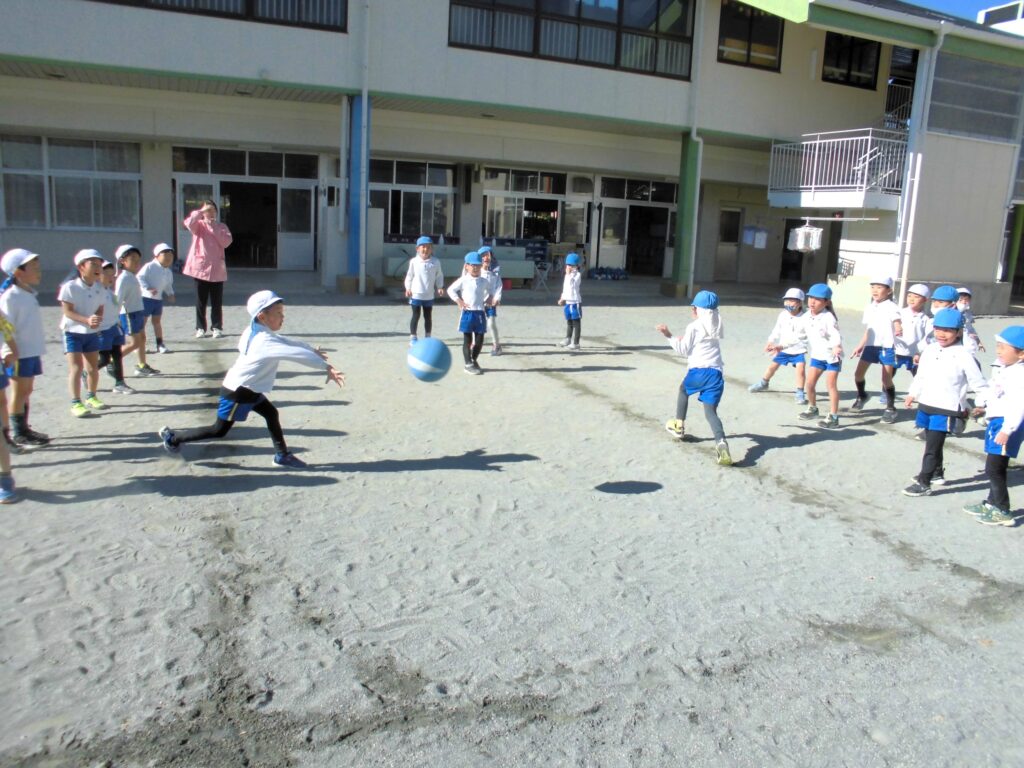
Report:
1,275,1022,768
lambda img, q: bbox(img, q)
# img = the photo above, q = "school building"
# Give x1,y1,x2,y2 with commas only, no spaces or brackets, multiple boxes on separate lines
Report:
1,0,1023,311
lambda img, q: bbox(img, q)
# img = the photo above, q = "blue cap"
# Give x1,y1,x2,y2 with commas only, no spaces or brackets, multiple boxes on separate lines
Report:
807,283,832,300
931,285,959,302
932,308,964,330
996,326,1024,350
691,290,719,309
416,236,433,247
565,252,580,266
464,251,482,265
478,246,492,255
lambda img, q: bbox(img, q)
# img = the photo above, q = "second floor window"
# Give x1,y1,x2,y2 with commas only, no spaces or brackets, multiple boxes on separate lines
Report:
717,0,783,72
822,32,881,89
83,0,346,32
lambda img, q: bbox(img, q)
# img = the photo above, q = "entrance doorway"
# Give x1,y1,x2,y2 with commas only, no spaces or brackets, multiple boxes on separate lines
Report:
714,208,742,281
221,181,278,269
626,205,668,276
780,219,806,282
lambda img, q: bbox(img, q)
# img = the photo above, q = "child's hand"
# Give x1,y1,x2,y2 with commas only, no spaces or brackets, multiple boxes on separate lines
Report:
149,289,159,297
557,299,564,306
995,431,1010,447
167,295,176,304
326,365,345,388
436,288,445,297
655,324,671,338
87,313,102,329
457,300,467,310
834,346,843,360
850,344,864,359
903,395,915,408
971,406,986,418
912,354,920,366
405,289,412,298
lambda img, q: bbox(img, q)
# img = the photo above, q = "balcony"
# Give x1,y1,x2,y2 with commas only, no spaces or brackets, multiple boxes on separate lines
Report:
768,128,908,211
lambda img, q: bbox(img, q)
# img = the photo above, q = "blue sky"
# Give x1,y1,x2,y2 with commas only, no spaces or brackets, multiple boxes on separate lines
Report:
910,0,995,21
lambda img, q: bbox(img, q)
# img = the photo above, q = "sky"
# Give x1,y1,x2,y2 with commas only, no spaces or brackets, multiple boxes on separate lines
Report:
909,0,1000,22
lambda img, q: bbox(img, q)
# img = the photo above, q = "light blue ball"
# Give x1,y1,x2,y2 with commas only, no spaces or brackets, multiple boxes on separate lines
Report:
407,337,452,382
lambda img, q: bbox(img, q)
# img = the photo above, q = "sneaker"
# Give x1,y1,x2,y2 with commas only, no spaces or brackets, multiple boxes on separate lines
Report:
409,335,418,347
962,501,992,517
211,329,223,339
84,395,108,410
469,364,483,375
70,401,93,418
881,408,897,424
798,405,820,421
567,343,580,350
463,364,476,375
932,469,946,486
665,419,684,439
795,390,807,405
558,338,571,347
158,426,180,455
195,329,206,338
748,379,769,393
492,346,503,356
112,382,136,395
273,451,307,468
818,414,840,429
0,475,16,505
975,507,1018,527
902,482,932,497
914,429,925,441
133,364,160,377
12,431,48,448
715,440,733,466
157,343,169,354
851,395,868,411
4,432,24,454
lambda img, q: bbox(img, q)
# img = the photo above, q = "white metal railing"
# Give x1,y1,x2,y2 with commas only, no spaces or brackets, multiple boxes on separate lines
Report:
769,128,907,198
882,83,914,131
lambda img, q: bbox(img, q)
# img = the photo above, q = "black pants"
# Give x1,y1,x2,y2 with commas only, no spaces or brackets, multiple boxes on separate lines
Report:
170,386,286,453
195,279,224,332
410,305,433,336
565,318,581,344
986,454,1011,512
917,429,947,485
462,333,483,365
98,344,124,382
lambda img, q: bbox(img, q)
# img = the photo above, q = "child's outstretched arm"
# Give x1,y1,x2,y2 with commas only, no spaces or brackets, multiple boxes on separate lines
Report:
325,364,345,388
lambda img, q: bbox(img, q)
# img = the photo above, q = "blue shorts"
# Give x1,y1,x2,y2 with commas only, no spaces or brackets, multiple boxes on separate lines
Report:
894,354,917,373
142,297,163,317
217,393,267,422
810,358,842,372
563,303,582,321
861,346,896,366
6,356,43,378
98,324,124,352
409,298,434,308
915,410,958,433
985,417,1024,459
64,331,101,354
485,306,497,318
120,310,145,335
458,309,487,334
0,370,8,390
682,367,724,406
772,352,805,367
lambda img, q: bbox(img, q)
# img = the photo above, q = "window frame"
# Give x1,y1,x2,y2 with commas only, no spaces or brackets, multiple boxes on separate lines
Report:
80,0,347,34
716,0,784,73
821,32,881,91
368,158,459,242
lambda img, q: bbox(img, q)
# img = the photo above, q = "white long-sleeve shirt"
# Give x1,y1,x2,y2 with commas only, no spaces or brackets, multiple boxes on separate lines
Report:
115,271,144,314
985,362,1024,435
404,256,444,300
908,342,987,413
137,260,175,299
766,309,807,354
894,307,928,357
560,271,582,304
861,299,901,347
0,284,45,358
804,310,842,364
447,274,493,311
484,269,503,305
222,325,327,394
668,316,724,370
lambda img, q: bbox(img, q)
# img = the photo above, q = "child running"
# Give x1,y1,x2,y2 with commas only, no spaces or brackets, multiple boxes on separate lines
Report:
962,326,1024,526
115,244,159,377
137,243,176,354
748,287,808,404
159,290,345,467
800,283,844,429
658,290,732,466
902,308,987,497
849,276,902,422
447,251,497,375
480,246,503,356
98,261,134,395
0,249,48,448
558,252,582,350
59,249,107,418
404,235,444,346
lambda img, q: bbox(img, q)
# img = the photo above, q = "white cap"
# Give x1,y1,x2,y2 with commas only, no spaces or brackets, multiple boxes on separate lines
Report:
1,248,39,275
957,286,972,296
152,242,174,257
870,276,894,288
74,248,103,266
115,244,141,261
783,288,805,302
246,290,283,319
907,283,930,298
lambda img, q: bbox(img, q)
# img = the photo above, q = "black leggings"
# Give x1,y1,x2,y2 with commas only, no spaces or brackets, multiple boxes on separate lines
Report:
918,429,947,484
98,344,124,382
565,318,581,345
462,332,484,365
410,305,433,336
986,453,1011,512
676,387,726,442
195,278,224,332
170,386,286,453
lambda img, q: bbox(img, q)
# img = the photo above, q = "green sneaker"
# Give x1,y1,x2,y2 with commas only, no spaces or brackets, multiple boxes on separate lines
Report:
715,440,733,466
974,507,1018,527
665,419,684,439
84,395,108,410
962,501,992,517
70,401,93,418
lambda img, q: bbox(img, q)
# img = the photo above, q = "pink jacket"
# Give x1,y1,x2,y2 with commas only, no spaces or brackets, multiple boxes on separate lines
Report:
183,210,232,283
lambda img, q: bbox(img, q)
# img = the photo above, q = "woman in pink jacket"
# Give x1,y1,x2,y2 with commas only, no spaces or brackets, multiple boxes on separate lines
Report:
183,200,232,338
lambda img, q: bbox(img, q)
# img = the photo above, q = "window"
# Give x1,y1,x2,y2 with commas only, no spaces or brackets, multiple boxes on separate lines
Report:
369,159,458,241
928,52,1024,143
1,135,141,230
450,0,695,80
173,147,318,178
822,33,880,89
717,0,783,71
82,0,347,32
600,175,676,202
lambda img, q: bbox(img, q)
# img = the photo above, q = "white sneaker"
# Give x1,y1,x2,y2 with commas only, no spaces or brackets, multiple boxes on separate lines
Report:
567,343,580,350
157,343,169,354
558,338,571,347
195,329,206,338
211,329,223,339
409,335,418,347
